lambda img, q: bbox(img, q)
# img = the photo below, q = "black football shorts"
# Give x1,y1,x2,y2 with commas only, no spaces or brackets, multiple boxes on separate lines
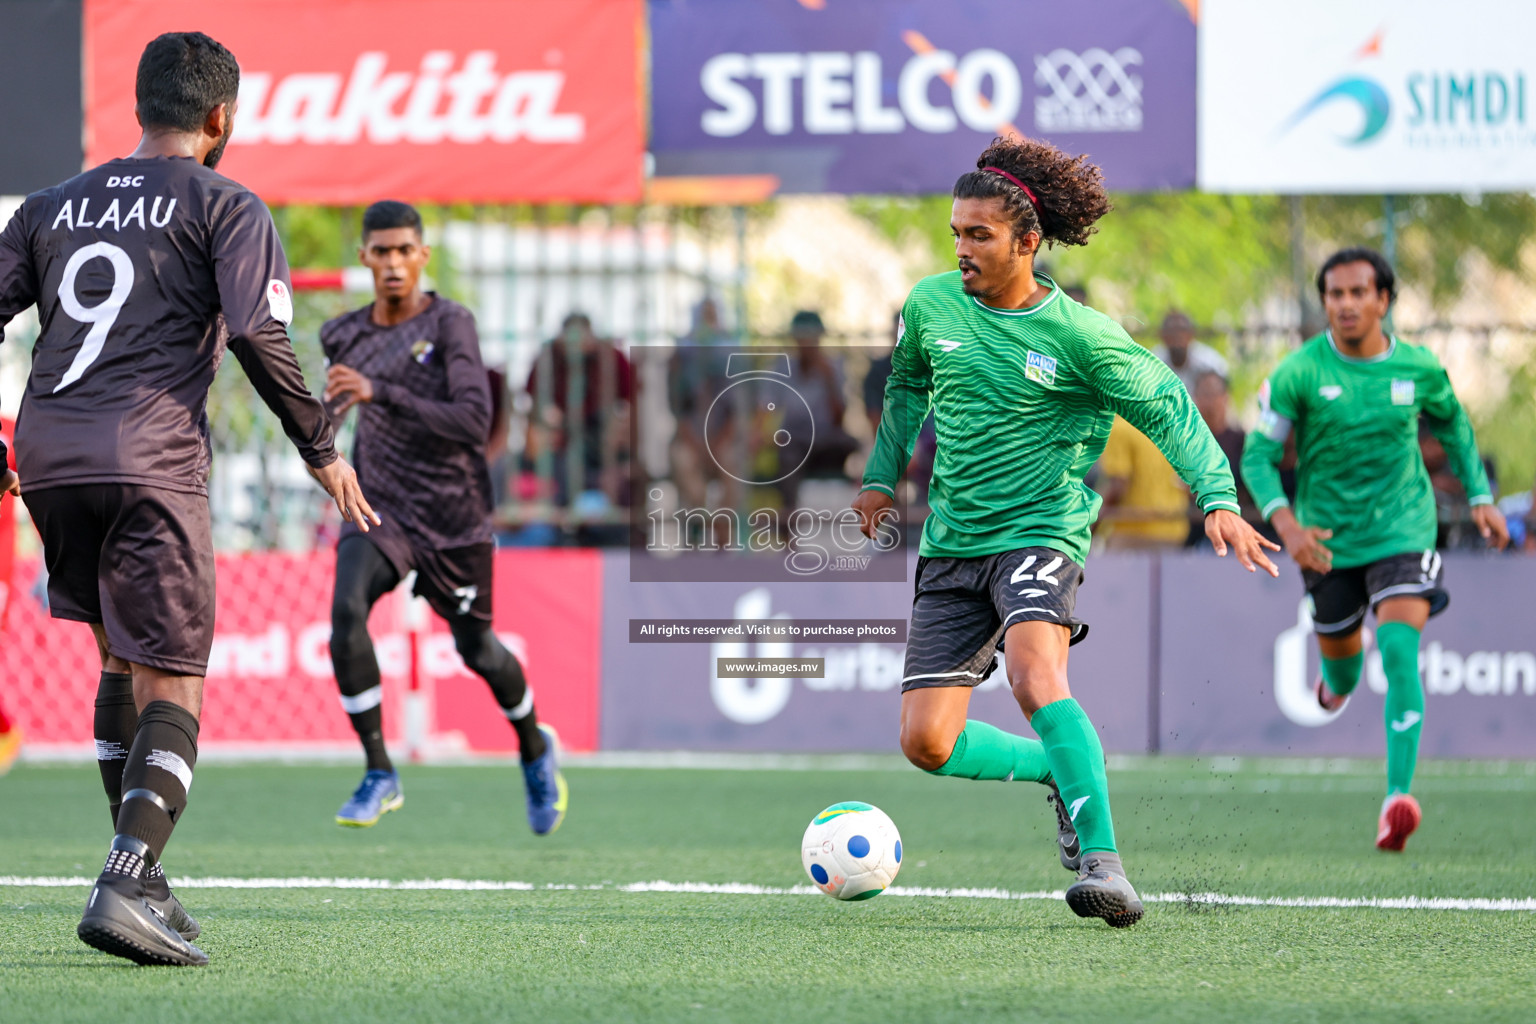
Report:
901,546,1087,692
25,483,215,675
1302,549,1448,638
360,518,494,624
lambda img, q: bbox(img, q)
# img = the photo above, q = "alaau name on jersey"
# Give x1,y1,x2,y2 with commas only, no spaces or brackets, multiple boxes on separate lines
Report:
1241,332,1492,569
0,155,335,493
862,271,1239,564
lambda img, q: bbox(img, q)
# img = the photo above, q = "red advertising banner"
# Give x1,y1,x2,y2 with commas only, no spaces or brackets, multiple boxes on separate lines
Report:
0,419,14,632
84,0,643,204
3,549,602,753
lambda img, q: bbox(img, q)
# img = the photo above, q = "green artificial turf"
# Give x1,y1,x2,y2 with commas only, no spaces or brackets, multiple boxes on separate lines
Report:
2,757,1535,1023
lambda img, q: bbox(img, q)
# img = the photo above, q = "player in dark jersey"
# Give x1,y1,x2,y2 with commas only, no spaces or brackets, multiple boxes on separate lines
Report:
320,200,566,834
0,33,377,967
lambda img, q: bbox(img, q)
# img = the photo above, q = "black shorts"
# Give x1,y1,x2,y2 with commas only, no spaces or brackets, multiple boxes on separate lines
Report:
901,546,1087,692
352,519,494,623
25,484,214,675
1302,550,1448,638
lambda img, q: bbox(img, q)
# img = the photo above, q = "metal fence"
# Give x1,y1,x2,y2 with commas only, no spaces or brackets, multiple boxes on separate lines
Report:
3,198,1532,552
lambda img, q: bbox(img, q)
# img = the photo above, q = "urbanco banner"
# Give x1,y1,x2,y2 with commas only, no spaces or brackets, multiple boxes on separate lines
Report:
600,552,1153,753
650,0,1195,193
1159,553,1536,758
83,0,643,204
1200,0,1536,193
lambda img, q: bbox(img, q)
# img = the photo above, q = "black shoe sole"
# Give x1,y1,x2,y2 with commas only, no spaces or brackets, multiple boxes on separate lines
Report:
78,918,208,966
1065,885,1145,928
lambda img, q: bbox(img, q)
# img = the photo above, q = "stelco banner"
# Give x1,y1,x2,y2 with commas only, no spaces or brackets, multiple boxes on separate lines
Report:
1200,0,1536,193
649,0,1196,193
83,0,644,204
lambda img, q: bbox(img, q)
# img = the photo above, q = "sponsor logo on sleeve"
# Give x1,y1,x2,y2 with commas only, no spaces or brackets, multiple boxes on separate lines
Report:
267,279,294,325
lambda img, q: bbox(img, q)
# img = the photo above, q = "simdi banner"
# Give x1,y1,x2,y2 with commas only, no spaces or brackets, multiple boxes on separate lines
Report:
649,0,1196,193
83,0,643,204
1200,0,1536,193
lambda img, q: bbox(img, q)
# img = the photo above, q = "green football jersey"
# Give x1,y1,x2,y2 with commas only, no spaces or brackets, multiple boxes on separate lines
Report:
862,271,1239,563
1240,332,1491,569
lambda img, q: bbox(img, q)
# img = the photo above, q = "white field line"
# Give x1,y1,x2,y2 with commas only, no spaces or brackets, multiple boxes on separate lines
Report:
2,876,1533,912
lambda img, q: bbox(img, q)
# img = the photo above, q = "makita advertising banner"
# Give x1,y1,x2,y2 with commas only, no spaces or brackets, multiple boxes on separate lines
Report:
1200,0,1536,192
83,0,644,204
649,0,1195,193
599,553,1154,753
1158,554,1536,758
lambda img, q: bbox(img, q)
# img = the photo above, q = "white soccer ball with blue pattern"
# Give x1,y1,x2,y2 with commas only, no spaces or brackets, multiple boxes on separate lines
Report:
802,801,902,901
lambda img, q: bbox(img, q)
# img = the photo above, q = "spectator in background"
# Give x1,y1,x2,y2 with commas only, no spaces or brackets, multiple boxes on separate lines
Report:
1153,310,1228,394
771,310,860,513
1188,370,1258,544
1096,416,1189,549
523,313,633,511
667,298,740,539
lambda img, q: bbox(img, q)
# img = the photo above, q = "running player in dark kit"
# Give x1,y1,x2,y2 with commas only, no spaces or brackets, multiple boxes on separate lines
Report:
320,200,566,834
0,32,376,966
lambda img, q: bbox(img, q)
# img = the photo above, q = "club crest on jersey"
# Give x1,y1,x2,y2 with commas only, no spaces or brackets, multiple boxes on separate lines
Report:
1025,350,1057,386
1391,378,1415,405
411,340,435,364
266,279,293,325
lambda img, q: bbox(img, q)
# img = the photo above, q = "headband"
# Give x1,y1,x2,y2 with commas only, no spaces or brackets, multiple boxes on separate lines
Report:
982,166,1042,220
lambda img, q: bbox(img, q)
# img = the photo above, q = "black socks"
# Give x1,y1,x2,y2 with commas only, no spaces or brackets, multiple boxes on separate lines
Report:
114,701,199,864
93,671,136,826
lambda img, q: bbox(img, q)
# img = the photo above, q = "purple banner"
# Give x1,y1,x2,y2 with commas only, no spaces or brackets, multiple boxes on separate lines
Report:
1158,553,1536,758
599,552,1153,752
648,0,1196,193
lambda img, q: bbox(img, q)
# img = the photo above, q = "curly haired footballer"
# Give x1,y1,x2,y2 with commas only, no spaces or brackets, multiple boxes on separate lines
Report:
853,131,1281,931
952,136,1114,249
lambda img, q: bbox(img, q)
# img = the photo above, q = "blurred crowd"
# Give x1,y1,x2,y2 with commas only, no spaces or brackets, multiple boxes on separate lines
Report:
482,294,1534,555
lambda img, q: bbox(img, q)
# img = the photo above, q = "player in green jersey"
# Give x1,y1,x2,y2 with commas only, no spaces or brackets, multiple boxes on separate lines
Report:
1242,247,1508,852
852,136,1280,927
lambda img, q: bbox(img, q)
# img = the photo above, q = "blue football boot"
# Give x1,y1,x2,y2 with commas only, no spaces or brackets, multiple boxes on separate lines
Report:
336,769,403,827
521,724,568,835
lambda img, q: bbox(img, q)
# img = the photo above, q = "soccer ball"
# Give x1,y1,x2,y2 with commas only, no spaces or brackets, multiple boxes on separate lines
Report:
801,801,902,901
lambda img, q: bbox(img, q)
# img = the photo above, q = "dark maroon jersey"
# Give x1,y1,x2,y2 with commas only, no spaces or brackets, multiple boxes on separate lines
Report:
0,155,337,492
321,295,494,552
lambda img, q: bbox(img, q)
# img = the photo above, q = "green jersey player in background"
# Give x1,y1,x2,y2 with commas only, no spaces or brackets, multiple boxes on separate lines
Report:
1242,248,1508,852
853,137,1280,927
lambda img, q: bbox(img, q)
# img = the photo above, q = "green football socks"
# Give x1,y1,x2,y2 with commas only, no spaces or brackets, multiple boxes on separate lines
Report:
1377,621,1424,796
1320,650,1364,699
1030,698,1117,854
928,719,1051,783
